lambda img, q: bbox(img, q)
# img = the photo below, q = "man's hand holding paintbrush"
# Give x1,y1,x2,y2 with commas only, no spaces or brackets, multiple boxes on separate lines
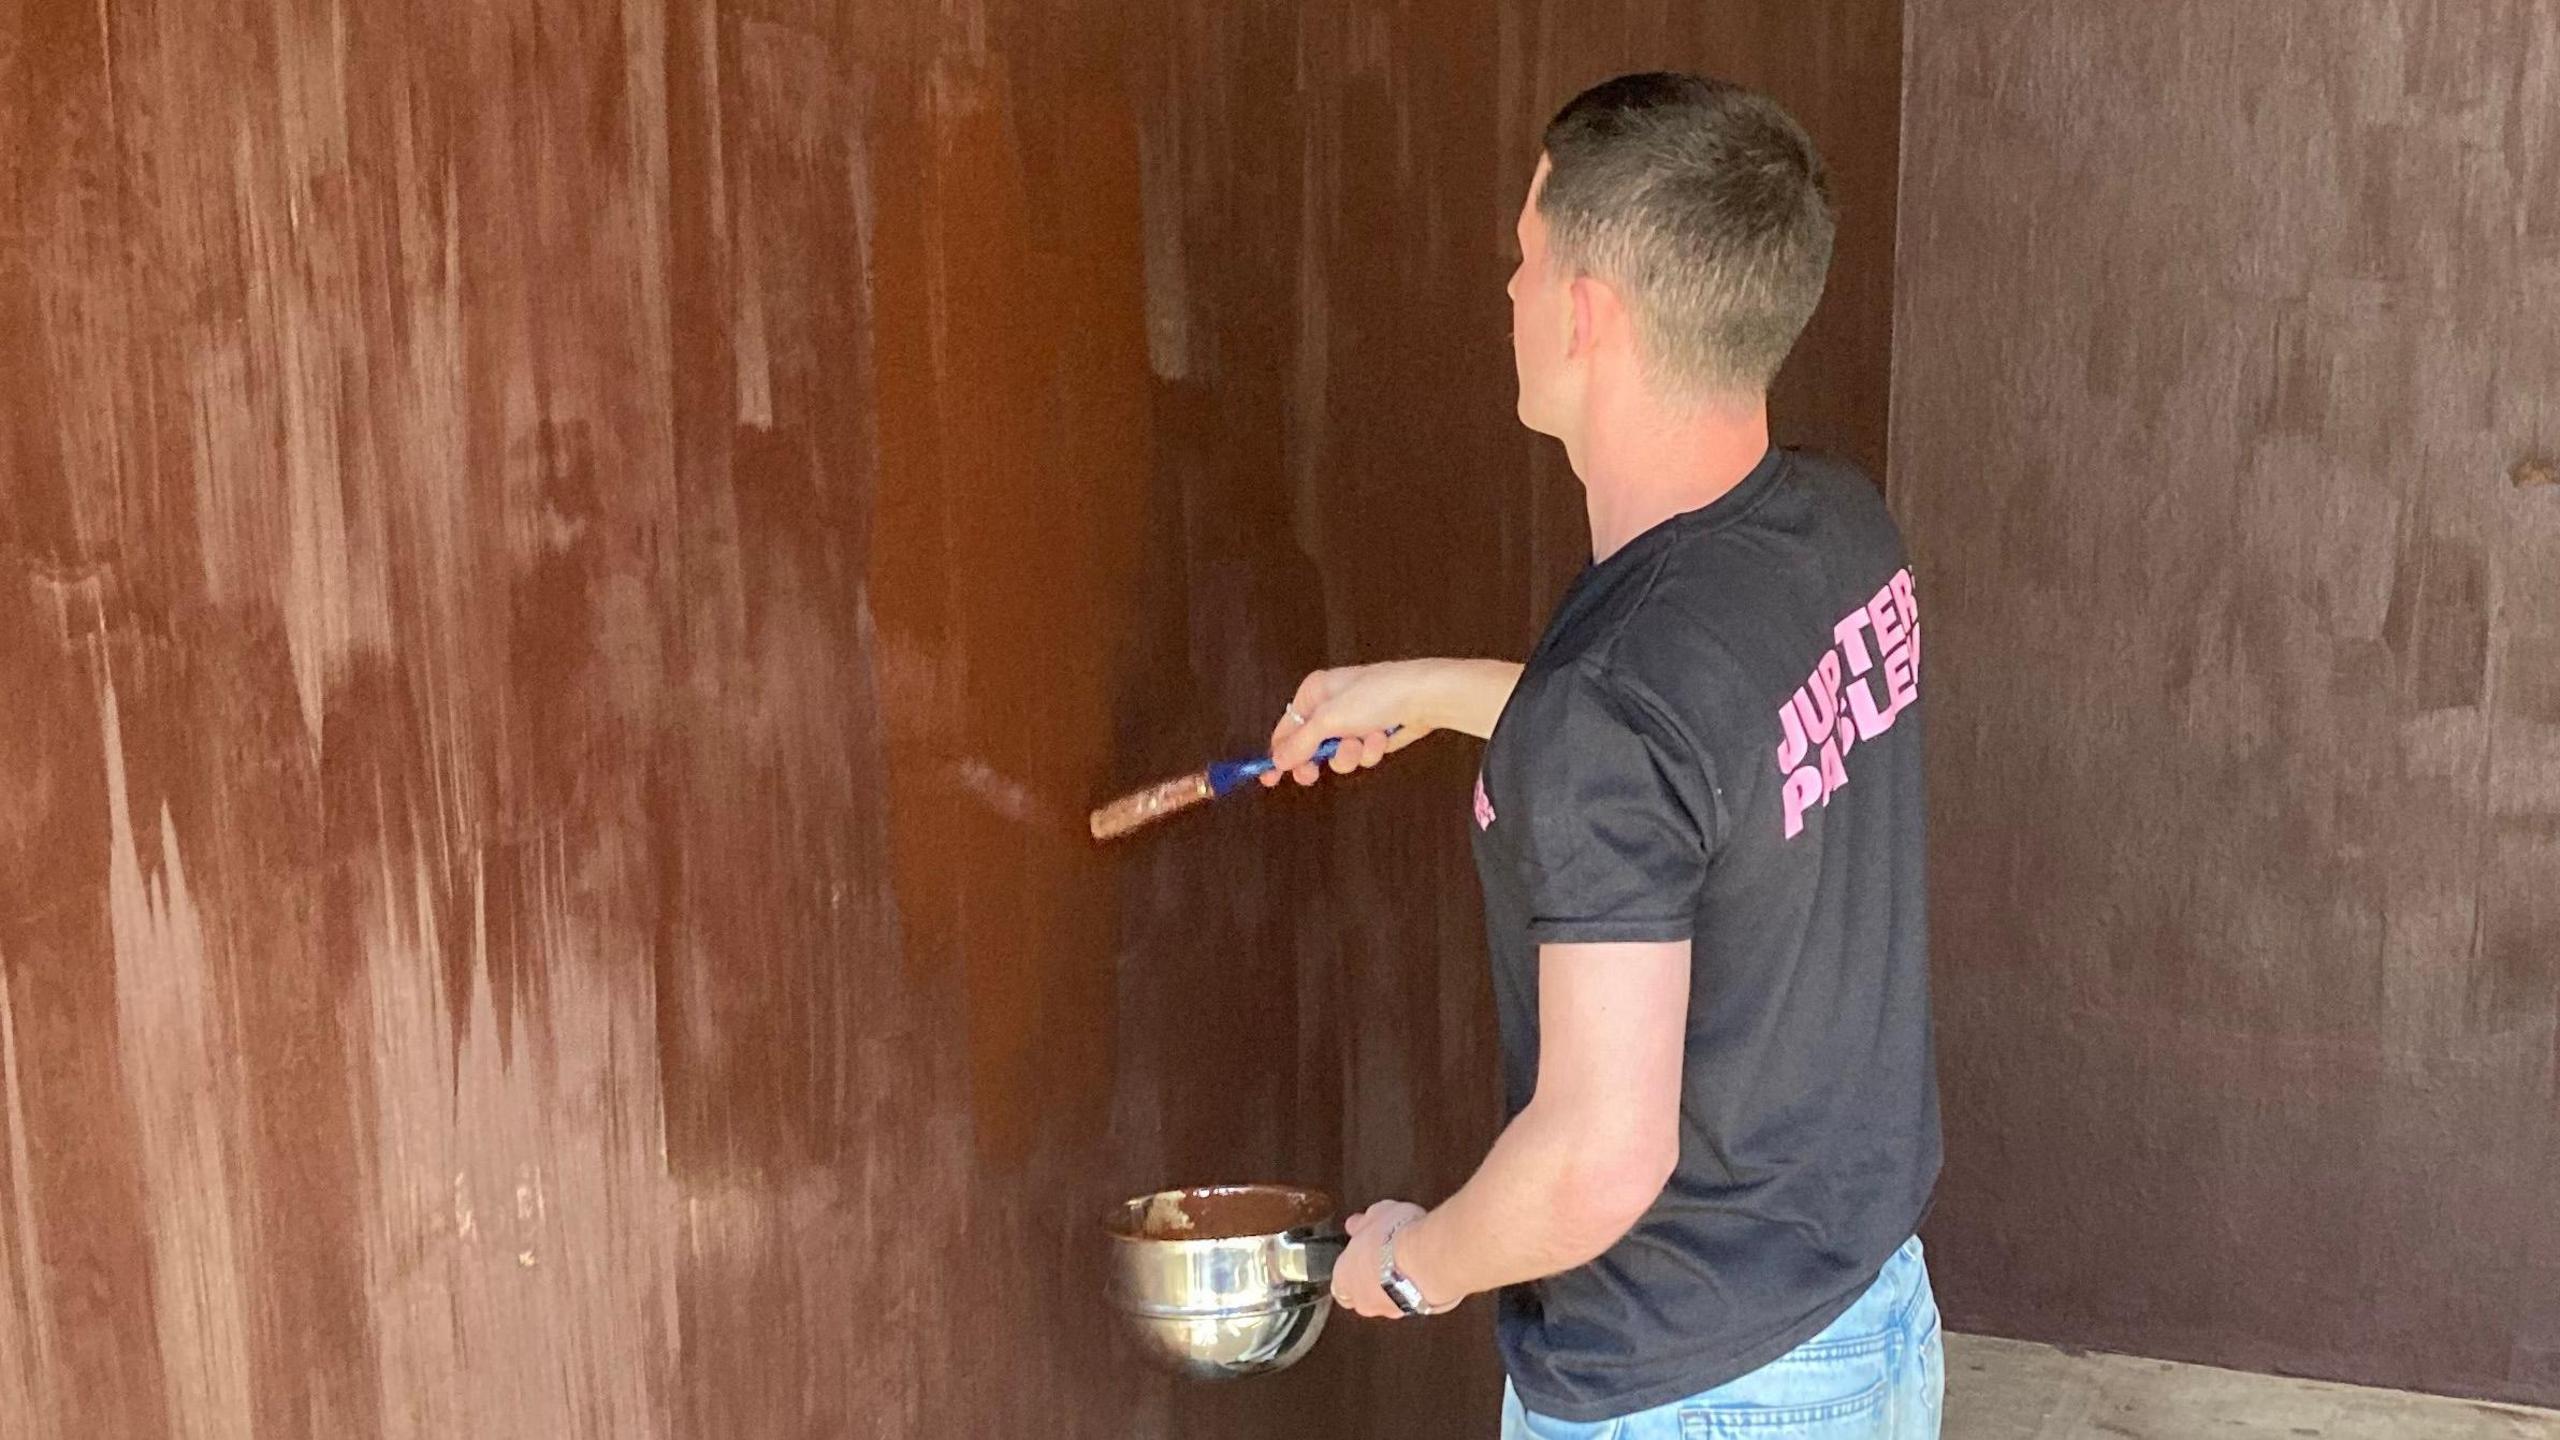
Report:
1085,659,1523,841
1261,659,1525,788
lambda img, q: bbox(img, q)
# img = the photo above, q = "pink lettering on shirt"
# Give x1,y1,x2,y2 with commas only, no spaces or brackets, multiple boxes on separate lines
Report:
1883,630,1919,712
1781,765,1824,839
1868,579,1907,655
1891,570,1919,631
1848,672,1893,741
1792,656,1841,746
1778,694,1813,770
1834,611,1876,676
1773,567,1922,841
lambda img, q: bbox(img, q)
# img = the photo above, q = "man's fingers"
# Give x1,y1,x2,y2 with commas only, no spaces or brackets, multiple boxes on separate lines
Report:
1290,670,1335,719
1268,669,1413,786
1270,677,1336,773
1269,710,1309,770
1271,714,1326,773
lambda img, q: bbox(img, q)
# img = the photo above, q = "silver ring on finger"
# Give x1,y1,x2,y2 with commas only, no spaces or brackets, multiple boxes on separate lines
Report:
1284,704,1307,726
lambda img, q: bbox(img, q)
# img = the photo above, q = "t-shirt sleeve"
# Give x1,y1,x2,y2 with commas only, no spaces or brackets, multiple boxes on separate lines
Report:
1511,663,1715,944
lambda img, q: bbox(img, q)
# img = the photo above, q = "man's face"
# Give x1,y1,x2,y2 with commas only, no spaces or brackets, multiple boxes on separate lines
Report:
1508,156,1578,438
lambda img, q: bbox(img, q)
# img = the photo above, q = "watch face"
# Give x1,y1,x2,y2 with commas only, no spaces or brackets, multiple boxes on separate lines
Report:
1385,1278,1427,1316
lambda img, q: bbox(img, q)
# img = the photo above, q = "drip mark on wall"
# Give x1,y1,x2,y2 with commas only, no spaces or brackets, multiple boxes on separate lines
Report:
350,829,678,1440
100,676,254,1440
0,957,62,1440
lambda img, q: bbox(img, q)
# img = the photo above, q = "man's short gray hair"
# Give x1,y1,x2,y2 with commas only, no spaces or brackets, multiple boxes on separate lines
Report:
1538,72,1836,399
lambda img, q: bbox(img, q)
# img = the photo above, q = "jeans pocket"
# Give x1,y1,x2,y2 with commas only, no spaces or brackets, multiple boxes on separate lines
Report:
1675,1337,1892,1438
1914,1315,1945,1429
1503,1383,1627,1440
1515,1417,1625,1440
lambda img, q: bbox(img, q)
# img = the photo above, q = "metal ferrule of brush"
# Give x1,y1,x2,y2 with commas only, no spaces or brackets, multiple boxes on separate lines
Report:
1087,730,1389,842
1087,771,1216,841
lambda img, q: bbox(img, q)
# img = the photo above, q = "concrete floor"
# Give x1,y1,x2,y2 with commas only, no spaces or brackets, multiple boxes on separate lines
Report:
1948,1336,2560,1439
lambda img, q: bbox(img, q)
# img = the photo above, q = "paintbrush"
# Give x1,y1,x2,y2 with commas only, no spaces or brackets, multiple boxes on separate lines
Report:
1088,731,1398,842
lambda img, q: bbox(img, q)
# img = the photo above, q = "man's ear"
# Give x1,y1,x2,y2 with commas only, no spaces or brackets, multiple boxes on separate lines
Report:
1567,274,1620,360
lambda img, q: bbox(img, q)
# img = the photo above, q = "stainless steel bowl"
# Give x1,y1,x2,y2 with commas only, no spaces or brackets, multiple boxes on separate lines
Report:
1104,1184,1349,1381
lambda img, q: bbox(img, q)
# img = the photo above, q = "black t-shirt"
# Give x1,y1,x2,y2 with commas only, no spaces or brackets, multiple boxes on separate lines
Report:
1469,447,1940,1422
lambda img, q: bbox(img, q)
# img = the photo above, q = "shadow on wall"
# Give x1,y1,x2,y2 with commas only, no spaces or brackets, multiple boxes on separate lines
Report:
1894,0,2560,1411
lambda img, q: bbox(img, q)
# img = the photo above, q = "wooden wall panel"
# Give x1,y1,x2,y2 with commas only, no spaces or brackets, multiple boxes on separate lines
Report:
0,1,1896,1435
1895,0,2560,1408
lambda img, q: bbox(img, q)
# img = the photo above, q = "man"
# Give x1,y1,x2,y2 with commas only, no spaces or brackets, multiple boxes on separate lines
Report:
1261,73,1943,1437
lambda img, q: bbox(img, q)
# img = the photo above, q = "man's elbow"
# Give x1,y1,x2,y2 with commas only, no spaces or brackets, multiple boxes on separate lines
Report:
1557,1131,1677,1254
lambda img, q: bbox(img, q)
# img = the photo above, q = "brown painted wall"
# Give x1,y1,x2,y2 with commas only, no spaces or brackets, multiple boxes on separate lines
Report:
0,1,1896,1436
1895,0,2560,1409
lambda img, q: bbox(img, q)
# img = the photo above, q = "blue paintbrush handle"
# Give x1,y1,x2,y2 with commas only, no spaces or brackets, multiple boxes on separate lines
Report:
1205,728,1402,797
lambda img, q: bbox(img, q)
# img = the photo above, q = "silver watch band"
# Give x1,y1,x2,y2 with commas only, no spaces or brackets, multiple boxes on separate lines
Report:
1378,1217,1446,1316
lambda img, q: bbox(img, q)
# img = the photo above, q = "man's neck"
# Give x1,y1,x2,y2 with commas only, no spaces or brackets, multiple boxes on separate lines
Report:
1575,397,1773,562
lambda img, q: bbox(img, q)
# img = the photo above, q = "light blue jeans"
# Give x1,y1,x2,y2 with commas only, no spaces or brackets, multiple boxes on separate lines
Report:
1501,1237,1943,1439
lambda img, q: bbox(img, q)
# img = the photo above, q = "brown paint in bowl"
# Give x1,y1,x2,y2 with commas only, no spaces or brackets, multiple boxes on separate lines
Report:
1107,1184,1333,1242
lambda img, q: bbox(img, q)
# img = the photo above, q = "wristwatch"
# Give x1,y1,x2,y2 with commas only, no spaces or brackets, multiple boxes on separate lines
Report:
1378,1216,1452,1317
